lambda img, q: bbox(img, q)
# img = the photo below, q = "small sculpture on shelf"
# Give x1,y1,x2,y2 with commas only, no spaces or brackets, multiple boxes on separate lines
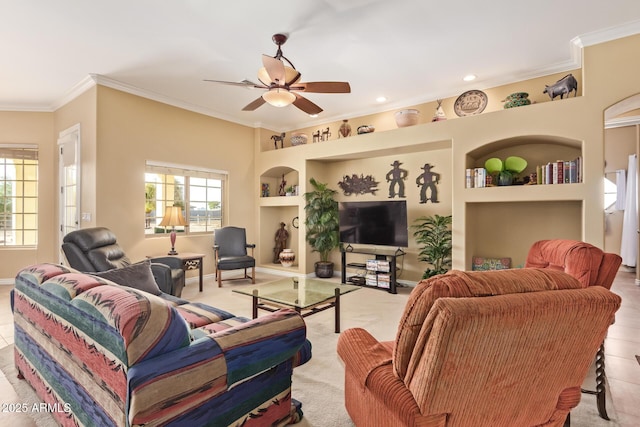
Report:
273,222,289,263
416,163,440,204
271,132,286,149
278,174,287,196
543,73,577,100
321,127,331,141
312,129,321,143
386,160,408,198
432,99,446,122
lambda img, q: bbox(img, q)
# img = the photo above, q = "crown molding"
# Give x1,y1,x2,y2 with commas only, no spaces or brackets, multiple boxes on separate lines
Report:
572,19,640,48
33,20,640,131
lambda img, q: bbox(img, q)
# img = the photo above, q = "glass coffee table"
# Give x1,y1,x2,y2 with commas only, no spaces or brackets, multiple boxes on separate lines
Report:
233,277,360,333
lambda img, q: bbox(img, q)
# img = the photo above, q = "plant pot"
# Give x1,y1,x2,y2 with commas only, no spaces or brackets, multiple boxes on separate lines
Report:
497,171,514,186
314,261,334,278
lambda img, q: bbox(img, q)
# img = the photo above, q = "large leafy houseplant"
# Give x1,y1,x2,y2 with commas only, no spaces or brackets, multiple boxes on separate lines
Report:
412,214,452,279
304,178,340,277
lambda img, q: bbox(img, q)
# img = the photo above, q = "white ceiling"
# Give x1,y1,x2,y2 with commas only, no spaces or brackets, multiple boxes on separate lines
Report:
2,0,640,131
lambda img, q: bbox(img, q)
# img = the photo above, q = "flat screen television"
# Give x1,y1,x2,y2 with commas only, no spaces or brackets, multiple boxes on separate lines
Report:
339,200,408,248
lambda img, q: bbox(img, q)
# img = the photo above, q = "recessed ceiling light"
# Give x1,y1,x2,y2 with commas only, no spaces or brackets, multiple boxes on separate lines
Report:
376,96,387,103
463,74,477,82
309,114,319,118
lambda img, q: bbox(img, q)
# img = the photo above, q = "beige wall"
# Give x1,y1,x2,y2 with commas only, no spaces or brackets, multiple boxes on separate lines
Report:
93,87,255,276
0,112,55,278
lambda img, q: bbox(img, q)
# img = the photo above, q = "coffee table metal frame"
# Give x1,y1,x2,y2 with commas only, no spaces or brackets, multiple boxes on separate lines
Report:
233,277,360,333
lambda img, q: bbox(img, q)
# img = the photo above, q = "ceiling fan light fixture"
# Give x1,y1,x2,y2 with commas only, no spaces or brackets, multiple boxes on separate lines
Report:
262,88,296,107
257,65,301,85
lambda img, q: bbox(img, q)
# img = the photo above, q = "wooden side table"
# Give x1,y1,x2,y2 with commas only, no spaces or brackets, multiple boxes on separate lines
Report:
149,253,205,292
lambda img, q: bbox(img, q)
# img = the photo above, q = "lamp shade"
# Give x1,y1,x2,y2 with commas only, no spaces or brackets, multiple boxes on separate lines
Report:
262,88,296,107
158,205,186,227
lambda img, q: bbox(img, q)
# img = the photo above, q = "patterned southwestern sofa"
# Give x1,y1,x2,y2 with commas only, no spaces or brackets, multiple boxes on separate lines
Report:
11,263,312,427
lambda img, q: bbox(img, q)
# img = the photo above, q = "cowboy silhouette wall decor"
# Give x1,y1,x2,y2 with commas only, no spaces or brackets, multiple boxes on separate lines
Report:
386,160,408,198
416,163,441,203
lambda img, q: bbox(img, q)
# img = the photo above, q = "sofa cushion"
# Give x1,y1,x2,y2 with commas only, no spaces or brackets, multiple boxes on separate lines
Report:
93,260,162,295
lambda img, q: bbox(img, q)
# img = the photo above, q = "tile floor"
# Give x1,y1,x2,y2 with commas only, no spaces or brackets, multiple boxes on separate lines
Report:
0,270,638,426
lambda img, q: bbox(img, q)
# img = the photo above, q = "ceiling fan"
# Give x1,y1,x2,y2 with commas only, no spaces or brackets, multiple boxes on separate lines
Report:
204,33,351,115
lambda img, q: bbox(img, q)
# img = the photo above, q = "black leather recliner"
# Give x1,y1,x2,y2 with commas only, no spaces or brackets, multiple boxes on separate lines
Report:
61,227,185,297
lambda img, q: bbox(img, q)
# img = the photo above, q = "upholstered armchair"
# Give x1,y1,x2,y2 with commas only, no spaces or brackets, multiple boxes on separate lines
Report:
337,268,621,427
61,227,185,297
525,239,623,420
213,226,256,287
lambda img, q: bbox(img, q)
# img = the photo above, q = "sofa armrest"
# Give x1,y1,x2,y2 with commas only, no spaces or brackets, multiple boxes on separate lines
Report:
149,263,173,294
127,309,308,425
211,308,307,385
149,256,183,270
337,327,393,388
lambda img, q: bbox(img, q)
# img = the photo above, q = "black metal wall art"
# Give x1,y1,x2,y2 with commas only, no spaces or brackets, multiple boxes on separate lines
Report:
338,174,379,196
416,163,440,203
386,160,408,198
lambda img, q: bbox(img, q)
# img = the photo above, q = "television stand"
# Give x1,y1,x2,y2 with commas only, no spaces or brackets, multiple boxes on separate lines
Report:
340,246,405,294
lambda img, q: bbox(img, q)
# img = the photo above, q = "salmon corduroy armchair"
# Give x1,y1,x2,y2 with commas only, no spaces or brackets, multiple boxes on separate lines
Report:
337,268,621,427
525,239,623,420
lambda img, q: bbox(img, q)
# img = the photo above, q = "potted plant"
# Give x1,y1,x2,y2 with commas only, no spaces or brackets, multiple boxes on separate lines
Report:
484,156,528,186
412,214,452,279
304,178,340,278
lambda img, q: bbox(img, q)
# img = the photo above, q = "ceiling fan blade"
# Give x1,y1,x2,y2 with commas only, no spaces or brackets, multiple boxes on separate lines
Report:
262,54,286,84
293,93,323,115
203,79,266,89
290,81,351,93
242,96,267,111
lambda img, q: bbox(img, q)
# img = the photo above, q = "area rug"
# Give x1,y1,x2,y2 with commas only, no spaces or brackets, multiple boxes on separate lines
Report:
0,282,621,426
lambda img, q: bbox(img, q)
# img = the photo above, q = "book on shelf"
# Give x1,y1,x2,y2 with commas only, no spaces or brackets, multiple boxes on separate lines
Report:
536,156,581,185
465,167,488,188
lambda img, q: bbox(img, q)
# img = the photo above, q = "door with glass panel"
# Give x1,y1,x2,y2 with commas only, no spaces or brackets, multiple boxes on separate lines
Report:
58,124,81,263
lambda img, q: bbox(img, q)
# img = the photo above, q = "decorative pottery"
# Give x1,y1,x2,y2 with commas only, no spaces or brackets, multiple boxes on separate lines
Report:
339,120,352,138
357,125,375,134
290,133,308,146
503,92,531,109
279,249,295,267
395,109,420,127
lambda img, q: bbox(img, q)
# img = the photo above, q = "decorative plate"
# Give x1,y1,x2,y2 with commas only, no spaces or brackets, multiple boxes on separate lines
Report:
454,90,488,117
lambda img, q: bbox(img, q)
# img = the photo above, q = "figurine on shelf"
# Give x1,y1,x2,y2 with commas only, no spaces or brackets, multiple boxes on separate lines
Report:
271,132,285,149
278,174,287,196
273,222,289,263
432,99,446,122
321,127,331,141
312,129,321,143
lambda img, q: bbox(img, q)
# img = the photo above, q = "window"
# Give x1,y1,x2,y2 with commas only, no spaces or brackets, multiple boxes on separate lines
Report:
604,177,617,210
0,145,38,247
145,162,226,235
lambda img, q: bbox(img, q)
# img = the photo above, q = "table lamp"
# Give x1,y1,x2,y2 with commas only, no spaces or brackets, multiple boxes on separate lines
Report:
158,205,187,255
